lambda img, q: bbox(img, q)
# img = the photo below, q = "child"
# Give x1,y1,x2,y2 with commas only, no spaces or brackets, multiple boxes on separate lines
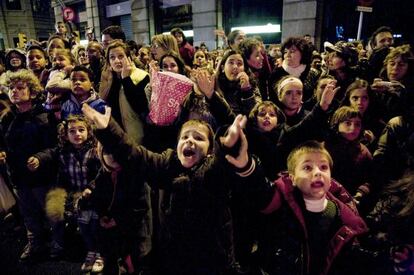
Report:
0,69,57,262
61,65,106,120
82,103,258,275
255,141,368,275
192,49,208,69
324,106,373,204
27,115,102,271
341,79,386,150
246,78,338,180
275,76,308,127
44,48,74,113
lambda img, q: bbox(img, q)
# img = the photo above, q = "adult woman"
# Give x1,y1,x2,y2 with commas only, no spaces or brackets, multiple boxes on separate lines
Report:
150,34,179,62
371,45,414,121
99,41,149,145
46,35,70,63
268,36,319,103
215,49,261,115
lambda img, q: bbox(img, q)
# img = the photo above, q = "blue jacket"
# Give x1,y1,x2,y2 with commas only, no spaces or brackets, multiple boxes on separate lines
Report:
61,90,106,120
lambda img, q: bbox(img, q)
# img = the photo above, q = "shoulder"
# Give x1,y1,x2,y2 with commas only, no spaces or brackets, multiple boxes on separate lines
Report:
130,67,149,85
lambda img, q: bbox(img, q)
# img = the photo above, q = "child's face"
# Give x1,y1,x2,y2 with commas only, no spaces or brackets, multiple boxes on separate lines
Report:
338,117,362,141
108,46,128,74
53,54,71,69
290,152,331,200
27,49,47,72
177,124,211,168
56,23,67,34
8,80,31,105
70,71,92,98
257,105,278,132
349,88,369,115
247,46,264,70
48,38,65,58
67,121,88,148
223,54,244,81
279,82,303,111
9,53,22,68
78,49,89,65
194,51,206,66
162,56,179,74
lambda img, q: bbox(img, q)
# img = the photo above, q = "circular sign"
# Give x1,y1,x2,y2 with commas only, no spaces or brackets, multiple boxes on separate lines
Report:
63,7,75,22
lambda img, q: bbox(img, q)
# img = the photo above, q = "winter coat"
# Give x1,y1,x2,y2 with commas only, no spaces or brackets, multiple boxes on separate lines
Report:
99,66,149,145
257,173,368,275
61,90,106,120
0,104,57,188
95,118,261,274
247,103,330,180
217,74,262,116
179,41,195,67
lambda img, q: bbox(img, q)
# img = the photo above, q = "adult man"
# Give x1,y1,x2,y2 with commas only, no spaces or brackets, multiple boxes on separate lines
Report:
101,25,126,50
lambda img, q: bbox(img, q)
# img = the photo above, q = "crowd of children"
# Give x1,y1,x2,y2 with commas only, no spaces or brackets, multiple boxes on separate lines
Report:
0,21,414,274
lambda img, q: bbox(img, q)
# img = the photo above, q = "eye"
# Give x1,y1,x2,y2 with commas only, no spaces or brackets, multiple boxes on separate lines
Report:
257,111,266,117
194,135,204,141
302,165,312,171
269,112,277,117
345,121,352,126
181,135,188,140
69,129,76,134
320,164,329,171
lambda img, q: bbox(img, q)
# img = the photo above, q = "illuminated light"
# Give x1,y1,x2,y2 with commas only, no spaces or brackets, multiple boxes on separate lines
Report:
163,30,194,37
393,34,402,38
231,23,281,34
80,40,89,46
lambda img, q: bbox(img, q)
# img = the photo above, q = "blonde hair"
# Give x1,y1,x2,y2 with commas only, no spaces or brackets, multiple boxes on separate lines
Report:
287,140,333,174
151,34,179,54
7,69,43,97
71,44,86,65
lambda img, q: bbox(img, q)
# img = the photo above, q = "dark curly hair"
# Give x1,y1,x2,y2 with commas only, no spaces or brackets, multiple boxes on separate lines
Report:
57,115,96,148
281,37,312,65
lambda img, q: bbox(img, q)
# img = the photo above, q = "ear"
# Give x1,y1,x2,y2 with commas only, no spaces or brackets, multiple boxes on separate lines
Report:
289,173,296,186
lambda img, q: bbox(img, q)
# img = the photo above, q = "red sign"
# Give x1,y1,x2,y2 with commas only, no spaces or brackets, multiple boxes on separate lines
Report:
63,7,75,22
358,0,374,7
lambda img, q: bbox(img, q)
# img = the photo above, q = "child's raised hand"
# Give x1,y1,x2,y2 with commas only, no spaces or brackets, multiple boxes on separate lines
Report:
195,69,215,99
82,104,111,129
225,129,249,168
221,114,247,148
27,156,40,171
121,57,133,79
319,79,339,111
0,151,6,165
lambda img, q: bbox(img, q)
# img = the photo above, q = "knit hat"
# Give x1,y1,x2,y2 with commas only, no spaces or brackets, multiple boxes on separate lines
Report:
325,41,358,67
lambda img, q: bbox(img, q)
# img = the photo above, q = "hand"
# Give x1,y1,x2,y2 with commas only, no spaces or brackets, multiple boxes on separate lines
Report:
194,69,215,99
220,114,247,148
237,72,251,90
0,151,6,165
319,80,339,111
100,216,117,229
149,60,159,76
82,104,111,129
82,188,92,198
363,130,375,144
371,78,390,93
353,191,364,205
121,57,133,79
225,129,249,168
27,156,40,171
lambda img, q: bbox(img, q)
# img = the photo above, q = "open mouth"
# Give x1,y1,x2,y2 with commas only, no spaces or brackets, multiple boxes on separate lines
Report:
311,181,324,188
183,148,196,157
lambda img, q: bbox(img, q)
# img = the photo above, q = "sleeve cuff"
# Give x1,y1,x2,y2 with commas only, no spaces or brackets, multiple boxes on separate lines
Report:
235,157,256,177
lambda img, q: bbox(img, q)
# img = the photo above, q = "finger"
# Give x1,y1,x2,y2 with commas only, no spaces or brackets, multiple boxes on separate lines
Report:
239,115,247,129
104,106,112,118
239,130,248,152
225,154,238,166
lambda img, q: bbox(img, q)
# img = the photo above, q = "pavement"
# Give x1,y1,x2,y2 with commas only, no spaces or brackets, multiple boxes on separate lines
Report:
0,213,84,275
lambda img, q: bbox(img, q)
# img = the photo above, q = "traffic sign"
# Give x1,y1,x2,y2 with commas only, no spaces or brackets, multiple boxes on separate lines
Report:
63,7,75,22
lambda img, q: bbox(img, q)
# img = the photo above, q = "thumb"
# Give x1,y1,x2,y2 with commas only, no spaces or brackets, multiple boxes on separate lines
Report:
225,154,237,166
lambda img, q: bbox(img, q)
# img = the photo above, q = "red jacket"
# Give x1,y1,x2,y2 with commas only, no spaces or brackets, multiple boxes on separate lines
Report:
260,173,368,275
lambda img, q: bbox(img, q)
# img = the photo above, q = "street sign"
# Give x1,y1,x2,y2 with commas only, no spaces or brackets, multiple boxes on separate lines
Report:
356,6,373,12
63,7,75,22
